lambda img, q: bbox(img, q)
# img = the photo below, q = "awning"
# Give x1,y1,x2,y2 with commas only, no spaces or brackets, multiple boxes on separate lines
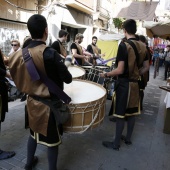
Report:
143,20,170,39
113,1,159,21
98,33,124,41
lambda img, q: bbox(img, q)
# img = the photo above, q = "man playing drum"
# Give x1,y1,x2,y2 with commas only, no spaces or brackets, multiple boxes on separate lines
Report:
100,19,149,150
9,14,72,169
70,33,91,66
87,36,105,65
51,29,69,60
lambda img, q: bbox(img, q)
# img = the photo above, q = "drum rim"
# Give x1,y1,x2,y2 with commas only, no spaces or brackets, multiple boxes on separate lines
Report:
95,65,110,68
64,79,107,105
81,66,93,68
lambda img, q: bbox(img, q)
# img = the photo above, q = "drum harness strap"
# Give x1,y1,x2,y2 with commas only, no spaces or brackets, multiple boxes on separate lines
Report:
22,47,71,104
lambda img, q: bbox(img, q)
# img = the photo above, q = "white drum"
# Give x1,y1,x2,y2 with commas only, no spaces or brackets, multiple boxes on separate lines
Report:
68,65,85,79
64,79,107,133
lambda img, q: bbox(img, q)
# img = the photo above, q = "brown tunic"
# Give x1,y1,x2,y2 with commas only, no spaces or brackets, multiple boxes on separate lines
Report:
9,44,50,136
125,40,147,110
113,40,147,118
59,42,67,57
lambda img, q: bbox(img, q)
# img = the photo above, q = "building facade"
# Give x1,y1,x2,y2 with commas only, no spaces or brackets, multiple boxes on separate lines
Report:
0,0,113,55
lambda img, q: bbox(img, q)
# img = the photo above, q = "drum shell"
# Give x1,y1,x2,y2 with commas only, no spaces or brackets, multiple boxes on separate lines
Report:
81,66,93,79
63,80,106,132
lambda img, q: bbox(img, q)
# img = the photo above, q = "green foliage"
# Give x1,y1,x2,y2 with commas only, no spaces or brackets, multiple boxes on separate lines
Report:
113,18,124,31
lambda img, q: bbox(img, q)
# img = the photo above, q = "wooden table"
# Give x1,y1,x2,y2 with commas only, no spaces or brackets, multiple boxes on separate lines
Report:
159,86,170,92
159,86,170,134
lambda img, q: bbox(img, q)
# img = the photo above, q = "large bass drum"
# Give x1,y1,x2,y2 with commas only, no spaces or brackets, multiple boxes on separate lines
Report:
63,79,107,133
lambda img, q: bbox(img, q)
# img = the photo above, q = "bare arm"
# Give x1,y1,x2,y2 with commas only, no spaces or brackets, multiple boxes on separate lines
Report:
72,49,87,59
100,61,124,77
139,60,149,75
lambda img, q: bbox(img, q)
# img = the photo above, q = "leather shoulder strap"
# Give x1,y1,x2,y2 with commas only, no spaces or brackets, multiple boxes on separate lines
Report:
125,40,139,68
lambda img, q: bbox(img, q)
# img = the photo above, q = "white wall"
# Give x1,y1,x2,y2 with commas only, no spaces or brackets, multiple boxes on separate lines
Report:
45,5,93,48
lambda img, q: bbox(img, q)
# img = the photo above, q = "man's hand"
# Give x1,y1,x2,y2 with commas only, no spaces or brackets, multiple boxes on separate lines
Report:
101,53,105,57
6,71,12,80
99,72,106,78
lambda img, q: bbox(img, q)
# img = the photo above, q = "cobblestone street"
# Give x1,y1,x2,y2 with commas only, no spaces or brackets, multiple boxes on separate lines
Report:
0,66,170,170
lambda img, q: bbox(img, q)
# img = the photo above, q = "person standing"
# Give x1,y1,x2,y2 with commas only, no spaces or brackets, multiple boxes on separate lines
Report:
164,45,170,80
100,19,149,150
9,14,72,170
138,35,150,110
51,29,68,59
87,36,105,65
0,49,15,160
70,33,90,66
8,40,21,56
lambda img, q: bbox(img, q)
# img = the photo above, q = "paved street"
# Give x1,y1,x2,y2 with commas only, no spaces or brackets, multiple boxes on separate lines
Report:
0,66,170,170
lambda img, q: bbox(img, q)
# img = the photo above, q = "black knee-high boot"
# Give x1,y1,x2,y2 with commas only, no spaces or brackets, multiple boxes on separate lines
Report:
48,146,58,170
114,118,125,146
25,135,37,169
126,116,135,142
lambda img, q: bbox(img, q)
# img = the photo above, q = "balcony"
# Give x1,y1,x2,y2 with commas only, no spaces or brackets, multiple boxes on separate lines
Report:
64,0,95,14
97,0,111,20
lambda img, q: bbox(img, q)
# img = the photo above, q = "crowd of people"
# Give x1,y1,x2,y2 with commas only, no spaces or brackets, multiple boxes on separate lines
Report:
0,13,167,170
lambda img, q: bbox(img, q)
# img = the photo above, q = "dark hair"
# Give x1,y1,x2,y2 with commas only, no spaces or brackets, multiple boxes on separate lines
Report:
92,36,97,40
22,36,32,48
139,35,146,43
59,29,68,38
27,14,47,39
122,19,137,35
135,34,139,41
121,37,127,42
167,45,170,48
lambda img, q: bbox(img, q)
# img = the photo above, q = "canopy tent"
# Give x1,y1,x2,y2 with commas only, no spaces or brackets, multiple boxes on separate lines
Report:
143,20,170,39
113,1,158,21
96,34,123,66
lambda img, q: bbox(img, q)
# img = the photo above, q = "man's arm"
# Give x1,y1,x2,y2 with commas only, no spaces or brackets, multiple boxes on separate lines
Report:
139,60,149,75
55,54,72,84
100,61,124,77
72,49,89,60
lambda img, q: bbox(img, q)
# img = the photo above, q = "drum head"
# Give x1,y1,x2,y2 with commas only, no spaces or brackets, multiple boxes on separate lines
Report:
68,66,85,79
64,80,106,104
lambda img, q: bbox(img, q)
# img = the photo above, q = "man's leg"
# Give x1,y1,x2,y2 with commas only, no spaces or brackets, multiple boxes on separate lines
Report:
102,117,125,150
164,61,168,80
25,135,38,169
126,116,136,143
48,146,58,170
114,118,125,146
140,90,144,111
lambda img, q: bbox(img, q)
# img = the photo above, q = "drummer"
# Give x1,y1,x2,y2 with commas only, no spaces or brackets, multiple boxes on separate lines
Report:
100,19,149,151
87,36,105,65
70,33,91,66
51,29,68,60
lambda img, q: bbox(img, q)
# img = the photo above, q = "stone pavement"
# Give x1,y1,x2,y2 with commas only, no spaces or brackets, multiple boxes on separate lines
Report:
0,66,170,170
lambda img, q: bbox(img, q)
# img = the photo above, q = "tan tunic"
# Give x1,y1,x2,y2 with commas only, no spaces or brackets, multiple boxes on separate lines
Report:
9,44,50,136
124,40,147,111
91,44,100,65
113,40,148,118
59,42,67,57
73,42,84,64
